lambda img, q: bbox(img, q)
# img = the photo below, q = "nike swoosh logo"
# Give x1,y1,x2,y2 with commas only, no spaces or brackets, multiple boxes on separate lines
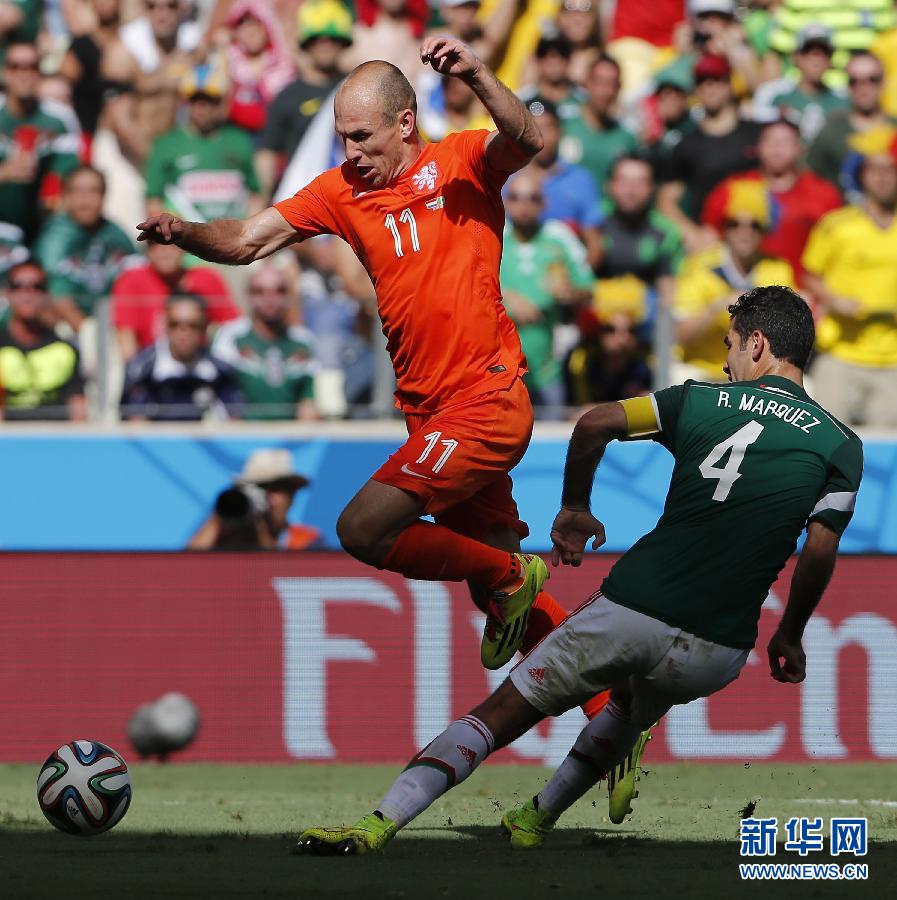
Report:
401,464,431,480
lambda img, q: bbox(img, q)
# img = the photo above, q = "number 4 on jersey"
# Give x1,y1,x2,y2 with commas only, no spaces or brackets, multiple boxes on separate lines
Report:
699,420,765,502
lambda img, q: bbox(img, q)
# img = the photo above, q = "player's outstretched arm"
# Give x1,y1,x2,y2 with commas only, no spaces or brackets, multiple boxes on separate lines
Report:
136,207,299,266
767,521,840,684
420,34,542,173
551,402,629,567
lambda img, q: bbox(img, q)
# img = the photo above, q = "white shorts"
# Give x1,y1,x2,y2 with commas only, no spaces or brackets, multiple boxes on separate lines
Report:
509,593,749,727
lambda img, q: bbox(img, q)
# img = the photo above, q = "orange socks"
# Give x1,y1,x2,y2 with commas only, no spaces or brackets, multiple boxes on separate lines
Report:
382,521,514,588
522,591,610,720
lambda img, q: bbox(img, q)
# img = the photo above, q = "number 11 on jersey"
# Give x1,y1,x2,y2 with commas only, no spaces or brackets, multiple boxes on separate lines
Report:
384,209,420,258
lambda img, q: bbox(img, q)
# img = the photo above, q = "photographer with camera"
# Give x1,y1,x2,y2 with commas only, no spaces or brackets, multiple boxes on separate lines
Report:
186,448,321,550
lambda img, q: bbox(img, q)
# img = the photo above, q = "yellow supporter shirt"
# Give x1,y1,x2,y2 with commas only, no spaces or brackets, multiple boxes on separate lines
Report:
802,205,897,367
675,245,795,377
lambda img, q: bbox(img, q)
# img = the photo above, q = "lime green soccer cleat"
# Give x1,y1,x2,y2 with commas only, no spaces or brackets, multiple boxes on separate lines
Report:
297,813,399,856
501,798,556,849
607,726,654,824
481,553,549,670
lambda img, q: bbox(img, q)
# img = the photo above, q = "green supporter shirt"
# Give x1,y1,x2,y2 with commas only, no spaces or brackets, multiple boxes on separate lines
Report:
34,213,138,315
766,84,848,142
212,318,316,420
500,220,594,390
559,114,638,186
0,98,80,239
602,376,864,649
145,124,260,223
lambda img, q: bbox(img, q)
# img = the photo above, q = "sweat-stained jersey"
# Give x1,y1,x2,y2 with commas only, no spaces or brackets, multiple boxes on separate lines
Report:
605,376,864,649
274,130,526,413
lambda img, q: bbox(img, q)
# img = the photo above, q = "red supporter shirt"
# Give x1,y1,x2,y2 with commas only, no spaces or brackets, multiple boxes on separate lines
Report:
275,130,526,414
112,265,240,349
611,0,684,47
701,170,843,285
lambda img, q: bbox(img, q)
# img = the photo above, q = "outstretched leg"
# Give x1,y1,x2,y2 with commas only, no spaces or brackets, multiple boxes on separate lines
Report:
297,680,544,855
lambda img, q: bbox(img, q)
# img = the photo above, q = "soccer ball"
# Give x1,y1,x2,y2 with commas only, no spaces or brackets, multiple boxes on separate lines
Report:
128,691,200,759
37,740,132,836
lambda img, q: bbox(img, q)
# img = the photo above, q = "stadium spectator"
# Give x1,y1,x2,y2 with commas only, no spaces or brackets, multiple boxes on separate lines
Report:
0,261,86,421
559,54,638,187
0,223,29,286
187,448,321,550
212,260,320,421
563,307,651,407
429,0,520,71
346,0,419,81
500,168,593,416
0,0,39,65
221,0,296,136
145,62,263,222
517,32,585,122
255,0,352,201
594,153,682,328
871,23,897,118
120,293,240,420
526,98,602,269
802,127,897,427
95,0,202,231
674,179,795,381
640,59,697,175
418,74,491,138
752,25,847,142
671,0,761,95
766,0,896,88
606,0,684,96
807,51,897,195
555,0,602,86
0,40,80,243
297,242,376,411
702,118,843,285
34,165,138,329
58,0,122,149
657,52,761,251
111,240,239,361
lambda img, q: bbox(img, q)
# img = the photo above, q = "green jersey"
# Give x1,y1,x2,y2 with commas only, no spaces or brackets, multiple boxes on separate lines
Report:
211,318,316,420
34,213,137,314
145,124,260,223
0,98,80,239
603,376,864,649
559,114,638,186
500,220,593,389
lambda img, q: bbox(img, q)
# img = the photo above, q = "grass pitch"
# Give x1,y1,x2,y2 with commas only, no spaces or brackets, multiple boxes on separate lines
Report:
2,762,893,899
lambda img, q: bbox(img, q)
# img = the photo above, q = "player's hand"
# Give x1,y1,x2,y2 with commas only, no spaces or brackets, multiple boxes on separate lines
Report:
766,628,806,684
550,506,606,567
420,35,482,81
136,213,186,244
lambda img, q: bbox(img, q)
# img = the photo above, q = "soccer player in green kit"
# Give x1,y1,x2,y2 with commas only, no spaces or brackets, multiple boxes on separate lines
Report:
299,285,863,854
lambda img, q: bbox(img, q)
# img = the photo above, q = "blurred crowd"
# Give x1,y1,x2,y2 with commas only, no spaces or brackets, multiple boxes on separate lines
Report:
1,0,897,427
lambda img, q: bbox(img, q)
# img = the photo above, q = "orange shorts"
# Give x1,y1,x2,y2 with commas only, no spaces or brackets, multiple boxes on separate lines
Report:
373,377,534,540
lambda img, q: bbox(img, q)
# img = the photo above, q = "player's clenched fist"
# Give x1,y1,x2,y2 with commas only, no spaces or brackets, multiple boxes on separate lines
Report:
136,213,186,244
420,36,482,81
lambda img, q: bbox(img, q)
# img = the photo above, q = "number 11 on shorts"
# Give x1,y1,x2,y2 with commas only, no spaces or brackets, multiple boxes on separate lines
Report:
417,431,459,474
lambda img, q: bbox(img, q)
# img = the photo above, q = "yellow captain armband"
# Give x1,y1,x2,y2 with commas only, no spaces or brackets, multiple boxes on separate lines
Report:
619,395,661,438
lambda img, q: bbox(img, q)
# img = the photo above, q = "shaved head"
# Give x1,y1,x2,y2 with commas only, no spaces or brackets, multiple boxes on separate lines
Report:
338,60,417,125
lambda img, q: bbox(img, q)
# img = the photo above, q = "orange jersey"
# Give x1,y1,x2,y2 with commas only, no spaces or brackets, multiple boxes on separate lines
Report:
274,130,525,413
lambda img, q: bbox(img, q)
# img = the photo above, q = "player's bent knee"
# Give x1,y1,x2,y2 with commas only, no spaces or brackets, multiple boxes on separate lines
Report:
470,678,545,750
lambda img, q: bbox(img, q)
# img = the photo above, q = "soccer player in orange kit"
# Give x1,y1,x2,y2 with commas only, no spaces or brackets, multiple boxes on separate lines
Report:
136,36,615,714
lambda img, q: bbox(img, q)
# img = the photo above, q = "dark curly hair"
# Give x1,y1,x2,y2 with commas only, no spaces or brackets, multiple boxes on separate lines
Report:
728,285,815,370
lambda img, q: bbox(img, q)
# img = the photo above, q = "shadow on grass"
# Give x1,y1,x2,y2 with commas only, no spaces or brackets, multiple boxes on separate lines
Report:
2,826,887,899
